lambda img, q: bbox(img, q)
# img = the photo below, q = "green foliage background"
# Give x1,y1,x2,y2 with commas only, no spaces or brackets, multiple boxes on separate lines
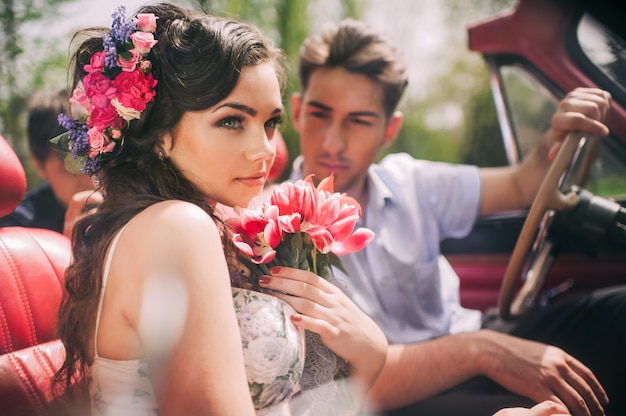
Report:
0,0,515,189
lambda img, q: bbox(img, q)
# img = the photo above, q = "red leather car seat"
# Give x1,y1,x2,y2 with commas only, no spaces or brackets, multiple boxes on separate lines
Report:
0,134,72,415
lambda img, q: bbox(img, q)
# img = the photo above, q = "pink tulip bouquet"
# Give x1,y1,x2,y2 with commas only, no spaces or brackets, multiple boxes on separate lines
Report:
227,175,375,414
227,174,374,288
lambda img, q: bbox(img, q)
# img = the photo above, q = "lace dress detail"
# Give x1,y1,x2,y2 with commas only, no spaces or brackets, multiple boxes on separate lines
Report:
232,287,306,414
297,331,354,415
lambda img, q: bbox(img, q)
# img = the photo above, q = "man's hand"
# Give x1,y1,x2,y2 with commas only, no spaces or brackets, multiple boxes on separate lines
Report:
547,87,611,160
479,87,611,217
63,190,103,238
479,330,607,416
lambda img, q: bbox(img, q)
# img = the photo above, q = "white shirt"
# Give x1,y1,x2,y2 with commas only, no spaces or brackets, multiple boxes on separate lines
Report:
290,153,483,343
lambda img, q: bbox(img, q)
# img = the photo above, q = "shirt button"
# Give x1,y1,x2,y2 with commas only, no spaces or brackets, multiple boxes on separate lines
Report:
380,277,389,286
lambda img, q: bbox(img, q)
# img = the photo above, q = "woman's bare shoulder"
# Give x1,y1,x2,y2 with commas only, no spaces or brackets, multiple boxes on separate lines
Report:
132,199,219,237
116,200,224,268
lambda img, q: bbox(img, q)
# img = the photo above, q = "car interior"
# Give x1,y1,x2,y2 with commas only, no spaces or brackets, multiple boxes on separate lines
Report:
0,133,70,415
443,0,626,318
1,0,626,414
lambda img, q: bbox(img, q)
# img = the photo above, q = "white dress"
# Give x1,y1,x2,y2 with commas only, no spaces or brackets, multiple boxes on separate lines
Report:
89,226,308,415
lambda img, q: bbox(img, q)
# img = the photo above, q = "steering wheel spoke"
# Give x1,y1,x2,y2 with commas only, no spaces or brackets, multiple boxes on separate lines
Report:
498,131,597,319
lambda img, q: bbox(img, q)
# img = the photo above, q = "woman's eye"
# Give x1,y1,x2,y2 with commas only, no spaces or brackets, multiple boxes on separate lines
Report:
266,116,283,129
219,116,244,129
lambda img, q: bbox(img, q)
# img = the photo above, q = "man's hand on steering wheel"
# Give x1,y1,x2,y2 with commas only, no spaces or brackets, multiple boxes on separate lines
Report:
545,87,611,161
498,87,612,319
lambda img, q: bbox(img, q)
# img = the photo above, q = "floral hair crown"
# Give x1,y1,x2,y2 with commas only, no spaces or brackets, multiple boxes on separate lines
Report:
51,5,158,176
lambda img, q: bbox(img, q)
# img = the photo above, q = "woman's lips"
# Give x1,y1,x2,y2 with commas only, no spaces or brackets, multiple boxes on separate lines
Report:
236,173,267,187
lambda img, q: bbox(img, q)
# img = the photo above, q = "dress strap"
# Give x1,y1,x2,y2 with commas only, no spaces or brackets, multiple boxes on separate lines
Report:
94,224,128,358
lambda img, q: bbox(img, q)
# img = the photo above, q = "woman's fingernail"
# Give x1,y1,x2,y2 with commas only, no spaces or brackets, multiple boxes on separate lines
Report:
290,314,302,322
270,267,281,274
258,276,270,285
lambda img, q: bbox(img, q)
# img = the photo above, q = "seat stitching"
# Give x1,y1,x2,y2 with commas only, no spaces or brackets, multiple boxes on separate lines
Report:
8,351,46,415
9,233,39,346
0,238,17,352
33,343,54,376
0,302,11,352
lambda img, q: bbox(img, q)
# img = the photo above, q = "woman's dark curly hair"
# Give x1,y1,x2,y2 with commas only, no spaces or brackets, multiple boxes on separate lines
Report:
52,2,286,399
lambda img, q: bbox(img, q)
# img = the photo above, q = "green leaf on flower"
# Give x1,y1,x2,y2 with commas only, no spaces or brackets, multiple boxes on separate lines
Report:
299,257,310,271
276,242,293,263
291,248,300,268
63,153,84,175
291,232,304,251
49,131,70,152
50,131,83,174
328,252,349,276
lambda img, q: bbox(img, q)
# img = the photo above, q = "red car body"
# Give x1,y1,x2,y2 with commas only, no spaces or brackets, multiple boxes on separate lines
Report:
445,0,626,312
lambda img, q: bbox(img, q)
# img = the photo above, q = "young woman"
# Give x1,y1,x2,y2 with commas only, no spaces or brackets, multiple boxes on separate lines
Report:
52,3,386,415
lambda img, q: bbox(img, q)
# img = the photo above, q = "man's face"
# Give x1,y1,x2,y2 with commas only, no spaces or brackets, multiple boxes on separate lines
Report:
291,67,400,194
38,153,95,208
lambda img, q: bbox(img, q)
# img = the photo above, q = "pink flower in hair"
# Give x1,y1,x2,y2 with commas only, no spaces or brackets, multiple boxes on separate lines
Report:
84,51,106,74
136,13,158,32
117,49,143,72
112,69,157,113
87,127,115,158
70,87,91,113
130,31,158,55
89,104,124,132
82,72,117,109
52,8,160,176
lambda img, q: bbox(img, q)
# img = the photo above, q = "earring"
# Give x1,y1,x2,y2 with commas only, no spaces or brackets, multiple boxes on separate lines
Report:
158,151,164,161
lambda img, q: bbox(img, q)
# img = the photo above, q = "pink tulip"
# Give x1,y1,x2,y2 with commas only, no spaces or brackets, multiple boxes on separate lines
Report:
229,173,375,274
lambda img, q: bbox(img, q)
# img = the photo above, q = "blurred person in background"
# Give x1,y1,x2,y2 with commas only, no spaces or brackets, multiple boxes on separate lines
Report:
0,89,98,237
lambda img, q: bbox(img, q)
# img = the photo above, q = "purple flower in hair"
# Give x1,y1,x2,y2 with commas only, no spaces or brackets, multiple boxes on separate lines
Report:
103,34,118,69
110,6,137,43
52,4,158,177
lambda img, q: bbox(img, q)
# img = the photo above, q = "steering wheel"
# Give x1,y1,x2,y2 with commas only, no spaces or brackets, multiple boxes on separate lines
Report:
498,131,601,320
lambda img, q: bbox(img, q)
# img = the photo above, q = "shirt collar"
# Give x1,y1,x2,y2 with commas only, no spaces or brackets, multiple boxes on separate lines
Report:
289,155,395,226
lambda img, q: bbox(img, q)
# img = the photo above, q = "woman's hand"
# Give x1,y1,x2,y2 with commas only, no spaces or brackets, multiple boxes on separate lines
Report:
493,400,571,416
258,266,388,390
63,190,103,238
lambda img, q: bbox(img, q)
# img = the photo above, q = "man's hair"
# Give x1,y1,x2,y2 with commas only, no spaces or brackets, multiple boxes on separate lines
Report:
27,89,69,165
298,18,408,117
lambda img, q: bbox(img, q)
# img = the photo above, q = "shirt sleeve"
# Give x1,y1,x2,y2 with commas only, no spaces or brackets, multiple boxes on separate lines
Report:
379,153,481,241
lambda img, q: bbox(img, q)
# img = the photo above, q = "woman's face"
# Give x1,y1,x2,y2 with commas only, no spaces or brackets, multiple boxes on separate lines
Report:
163,62,282,208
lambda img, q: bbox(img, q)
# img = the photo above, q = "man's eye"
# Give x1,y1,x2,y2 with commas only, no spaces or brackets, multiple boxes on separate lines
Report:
352,118,373,126
309,111,329,119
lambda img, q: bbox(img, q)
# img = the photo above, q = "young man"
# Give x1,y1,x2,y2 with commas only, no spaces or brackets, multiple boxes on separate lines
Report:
0,90,98,237
289,19,624,416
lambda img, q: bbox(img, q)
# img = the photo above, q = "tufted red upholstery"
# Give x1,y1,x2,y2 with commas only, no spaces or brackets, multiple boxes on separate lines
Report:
0,341,67,416
0,227,69,354
0,134,73,415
